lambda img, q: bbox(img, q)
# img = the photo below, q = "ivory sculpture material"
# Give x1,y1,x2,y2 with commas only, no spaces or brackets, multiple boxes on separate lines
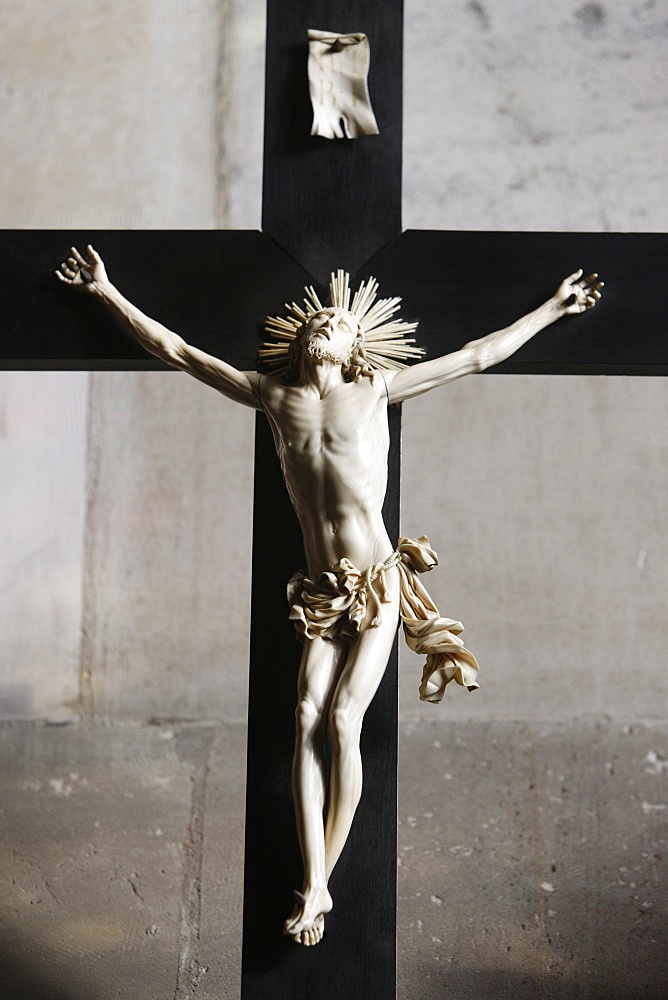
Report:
56,248,603,946
307,29,379,139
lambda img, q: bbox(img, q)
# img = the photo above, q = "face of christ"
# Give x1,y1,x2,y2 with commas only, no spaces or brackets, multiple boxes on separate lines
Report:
302,307,362,366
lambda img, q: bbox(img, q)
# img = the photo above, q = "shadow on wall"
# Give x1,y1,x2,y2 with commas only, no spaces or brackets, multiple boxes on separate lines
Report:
1,935,85,1000
397,719,668,1000
398,843,668,1000
399,966,667,1000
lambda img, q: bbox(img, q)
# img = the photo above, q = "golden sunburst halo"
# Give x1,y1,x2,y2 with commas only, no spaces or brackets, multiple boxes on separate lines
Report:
259,270,424,373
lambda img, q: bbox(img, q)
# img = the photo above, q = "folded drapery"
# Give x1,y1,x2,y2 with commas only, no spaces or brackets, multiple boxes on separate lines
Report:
288,535,479,703
307,28,380,139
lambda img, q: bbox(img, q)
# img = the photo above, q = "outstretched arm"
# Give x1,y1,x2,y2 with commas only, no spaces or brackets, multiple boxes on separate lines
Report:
56,246,262,409
385,270,603,404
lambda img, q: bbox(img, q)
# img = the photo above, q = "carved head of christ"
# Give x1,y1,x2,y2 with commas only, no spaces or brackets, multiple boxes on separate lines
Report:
303,307,361,361
287,307,375,383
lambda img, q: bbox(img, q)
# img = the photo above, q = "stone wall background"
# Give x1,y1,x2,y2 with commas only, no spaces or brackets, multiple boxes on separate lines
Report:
1,0,665,723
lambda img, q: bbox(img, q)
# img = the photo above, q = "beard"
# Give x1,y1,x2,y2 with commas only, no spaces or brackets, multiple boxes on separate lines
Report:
304,338,350,365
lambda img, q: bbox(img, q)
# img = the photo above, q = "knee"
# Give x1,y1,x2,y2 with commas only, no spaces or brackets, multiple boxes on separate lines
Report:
295,695,323,741
328,704,362,756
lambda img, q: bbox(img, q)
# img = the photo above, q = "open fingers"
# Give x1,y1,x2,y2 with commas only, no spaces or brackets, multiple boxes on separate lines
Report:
70,246,88,266
568,270,604,309
583,277,604,307
576,273,603,291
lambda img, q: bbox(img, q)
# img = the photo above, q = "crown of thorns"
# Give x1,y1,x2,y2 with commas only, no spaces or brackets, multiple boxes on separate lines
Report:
259,270,424,373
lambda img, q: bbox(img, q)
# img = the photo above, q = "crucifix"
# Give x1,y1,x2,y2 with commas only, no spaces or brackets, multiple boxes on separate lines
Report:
2,1,666,998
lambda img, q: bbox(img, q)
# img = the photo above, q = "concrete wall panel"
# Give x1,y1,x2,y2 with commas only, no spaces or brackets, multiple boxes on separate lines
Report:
82,371,254,721
1,0,223,229
400,374,668,721
404,0,668,232
0,373,87,721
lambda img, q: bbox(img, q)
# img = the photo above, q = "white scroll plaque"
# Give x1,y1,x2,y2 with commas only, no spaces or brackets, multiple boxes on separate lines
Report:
307,29,380,140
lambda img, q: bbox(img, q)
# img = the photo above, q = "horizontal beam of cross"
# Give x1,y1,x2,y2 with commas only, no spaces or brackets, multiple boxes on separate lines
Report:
2,230,666,374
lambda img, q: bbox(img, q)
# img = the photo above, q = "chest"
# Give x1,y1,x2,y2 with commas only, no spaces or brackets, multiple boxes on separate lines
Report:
264,379,388,454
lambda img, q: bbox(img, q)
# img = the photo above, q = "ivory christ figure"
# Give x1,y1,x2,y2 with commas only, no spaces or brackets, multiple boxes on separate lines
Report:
56,247,603,947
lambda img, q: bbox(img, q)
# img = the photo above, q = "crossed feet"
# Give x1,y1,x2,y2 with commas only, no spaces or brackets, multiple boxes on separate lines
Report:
283,884,333,946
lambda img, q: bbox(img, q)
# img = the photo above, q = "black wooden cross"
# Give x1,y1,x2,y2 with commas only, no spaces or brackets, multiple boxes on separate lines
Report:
1,2,666,999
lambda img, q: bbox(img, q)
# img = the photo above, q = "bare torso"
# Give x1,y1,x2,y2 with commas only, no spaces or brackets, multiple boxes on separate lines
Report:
260,373,393,575
55,247,603,948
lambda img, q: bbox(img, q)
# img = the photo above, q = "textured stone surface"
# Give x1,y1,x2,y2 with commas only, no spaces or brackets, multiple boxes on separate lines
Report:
397,718,668,999
82,371,254,723
0,0,225,230
400,374,668,722
1,718,666,998
0,373,87,722
0,722,209,1000
404,0,668,232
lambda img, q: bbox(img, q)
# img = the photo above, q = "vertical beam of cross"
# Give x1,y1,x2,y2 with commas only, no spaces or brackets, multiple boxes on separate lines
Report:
241,3,405,998
262,0,404,282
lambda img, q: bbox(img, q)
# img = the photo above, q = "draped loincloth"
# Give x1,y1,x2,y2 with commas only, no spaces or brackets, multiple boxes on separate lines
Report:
287,535,479,704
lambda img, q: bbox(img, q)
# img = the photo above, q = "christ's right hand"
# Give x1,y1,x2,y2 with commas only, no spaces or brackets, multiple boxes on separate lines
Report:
55,245,109,293
54,243,262,409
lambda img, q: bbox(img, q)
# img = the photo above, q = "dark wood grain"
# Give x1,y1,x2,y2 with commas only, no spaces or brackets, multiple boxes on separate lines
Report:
262,0,403,284
3,230,666,375
366,231,668,375
241,407,400,1000
0,230,311,369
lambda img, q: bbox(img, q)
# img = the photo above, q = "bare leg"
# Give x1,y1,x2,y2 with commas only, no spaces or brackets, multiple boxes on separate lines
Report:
284,635,345,945
325,570,400,879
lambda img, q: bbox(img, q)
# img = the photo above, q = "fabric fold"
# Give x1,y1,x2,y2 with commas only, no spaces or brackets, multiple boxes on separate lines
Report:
307,28,380,139
288,535,479,703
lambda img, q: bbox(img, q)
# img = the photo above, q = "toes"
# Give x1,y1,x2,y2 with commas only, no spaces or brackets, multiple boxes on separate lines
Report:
288,924,316,945
289,917,325,946
306,918,324,946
